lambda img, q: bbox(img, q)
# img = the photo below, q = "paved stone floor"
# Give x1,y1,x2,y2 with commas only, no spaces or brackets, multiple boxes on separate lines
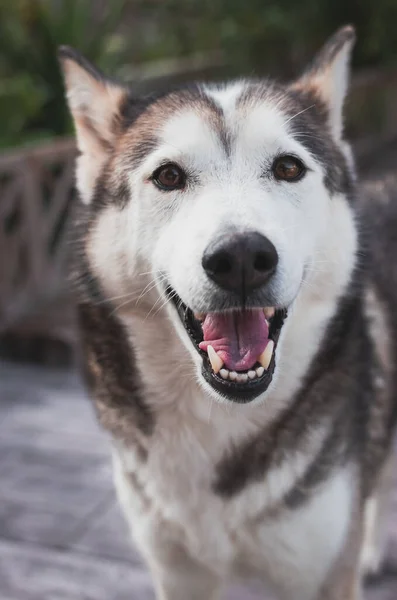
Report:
0,360,396,600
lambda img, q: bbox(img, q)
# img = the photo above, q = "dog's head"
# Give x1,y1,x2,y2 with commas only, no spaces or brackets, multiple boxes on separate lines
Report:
60,26,358,404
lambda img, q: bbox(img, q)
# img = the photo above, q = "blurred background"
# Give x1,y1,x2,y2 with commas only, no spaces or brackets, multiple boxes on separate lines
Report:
3,0,397,361
0,1,396,599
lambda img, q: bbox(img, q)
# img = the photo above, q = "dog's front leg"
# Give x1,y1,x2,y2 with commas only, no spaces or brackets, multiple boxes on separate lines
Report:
317,509,364,600
319,571,362,600
113,454,223,600
148,549,223,600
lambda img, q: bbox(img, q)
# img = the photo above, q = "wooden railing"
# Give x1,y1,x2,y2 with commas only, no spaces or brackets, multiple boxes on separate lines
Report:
0,139,76,333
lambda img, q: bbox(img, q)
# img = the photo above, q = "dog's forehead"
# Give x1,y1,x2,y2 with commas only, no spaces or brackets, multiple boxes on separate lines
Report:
122,81,305,165
160,82,293,153
116,80,350,197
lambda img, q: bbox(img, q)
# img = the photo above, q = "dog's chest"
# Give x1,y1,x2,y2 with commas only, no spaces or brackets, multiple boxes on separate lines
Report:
115,408,256,563
114,409,353,596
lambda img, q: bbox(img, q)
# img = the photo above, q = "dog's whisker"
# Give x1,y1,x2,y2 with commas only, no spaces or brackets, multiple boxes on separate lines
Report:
144,288,176,320
152,289,180,318
109,273,172,318
110,282,163,315
137,270,156,277
289,131,325,141
109,299,135,316
304,266,338,274
282,104,316,127
161,141,184,153
106,282,165,313
92,291,140,307
300,277,321,292
135,276,166,306
149,298,172,319
94,272,169,310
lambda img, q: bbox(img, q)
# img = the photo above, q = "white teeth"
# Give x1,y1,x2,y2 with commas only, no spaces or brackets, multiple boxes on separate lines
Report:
211,366,258,383
219,369,229,380
207,345,224,374
236,373,248,383
256,366,264,377
263,307,275,320
258,340,274,370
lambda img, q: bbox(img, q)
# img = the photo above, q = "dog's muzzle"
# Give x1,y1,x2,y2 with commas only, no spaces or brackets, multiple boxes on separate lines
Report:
165,285,287,403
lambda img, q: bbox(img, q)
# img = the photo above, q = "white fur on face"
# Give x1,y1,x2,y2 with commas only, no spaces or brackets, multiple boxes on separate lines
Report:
89,82,357,403
136,97,332,312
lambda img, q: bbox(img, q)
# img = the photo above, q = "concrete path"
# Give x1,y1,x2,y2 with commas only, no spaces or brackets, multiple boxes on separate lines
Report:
0,361,395,599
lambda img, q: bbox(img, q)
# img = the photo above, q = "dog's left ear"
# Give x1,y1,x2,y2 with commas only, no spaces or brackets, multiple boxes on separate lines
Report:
292,25,356,141
58,46,128,203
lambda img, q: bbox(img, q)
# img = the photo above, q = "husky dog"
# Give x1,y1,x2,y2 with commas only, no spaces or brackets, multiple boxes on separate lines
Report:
60,26,397,600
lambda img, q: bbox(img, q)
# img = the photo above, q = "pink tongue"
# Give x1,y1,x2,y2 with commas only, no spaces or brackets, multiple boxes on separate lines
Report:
199,310,269,371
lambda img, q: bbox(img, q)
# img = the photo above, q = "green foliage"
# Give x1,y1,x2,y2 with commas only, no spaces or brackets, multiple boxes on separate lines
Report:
0,0,129,149
2,0,397,150
134,0,397,76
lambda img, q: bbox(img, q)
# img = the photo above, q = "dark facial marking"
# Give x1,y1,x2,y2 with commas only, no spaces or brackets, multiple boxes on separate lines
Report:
237,80,354,197
285,87,354,197
202,89,231,155
68,203,106,302
76,82,238,211
119,84,232,170
283,410,349,510
78,301,154,447
128,136,158,168
70,205,154,453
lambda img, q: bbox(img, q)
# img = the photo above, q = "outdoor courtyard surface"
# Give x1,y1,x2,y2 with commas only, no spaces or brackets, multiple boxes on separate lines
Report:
0,361,396,600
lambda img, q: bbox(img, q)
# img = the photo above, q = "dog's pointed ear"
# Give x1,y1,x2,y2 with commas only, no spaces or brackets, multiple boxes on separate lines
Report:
292,26,356,141
59,47,128,202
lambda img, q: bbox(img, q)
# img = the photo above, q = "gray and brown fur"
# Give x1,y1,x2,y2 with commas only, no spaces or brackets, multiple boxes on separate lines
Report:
60,26,397,600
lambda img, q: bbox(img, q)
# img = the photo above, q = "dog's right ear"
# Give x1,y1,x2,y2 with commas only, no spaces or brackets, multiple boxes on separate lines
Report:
58,47,127,203
291,26,356,142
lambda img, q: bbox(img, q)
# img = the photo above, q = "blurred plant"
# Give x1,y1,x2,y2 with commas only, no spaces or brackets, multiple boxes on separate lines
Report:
134,0,397,77
2,0,397,150
0,0,128,149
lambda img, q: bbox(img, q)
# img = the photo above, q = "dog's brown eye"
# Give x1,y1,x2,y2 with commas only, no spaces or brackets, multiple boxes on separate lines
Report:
152,163,186,191
273,156,306,182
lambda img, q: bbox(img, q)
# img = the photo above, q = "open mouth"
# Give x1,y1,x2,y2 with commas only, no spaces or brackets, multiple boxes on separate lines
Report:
165,286,287,403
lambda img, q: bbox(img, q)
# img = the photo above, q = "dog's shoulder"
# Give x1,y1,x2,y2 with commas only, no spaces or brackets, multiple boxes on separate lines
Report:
76,301,154,458
357,173,397,490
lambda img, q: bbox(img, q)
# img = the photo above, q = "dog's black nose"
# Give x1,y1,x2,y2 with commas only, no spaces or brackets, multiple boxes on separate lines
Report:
202,231,278,295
